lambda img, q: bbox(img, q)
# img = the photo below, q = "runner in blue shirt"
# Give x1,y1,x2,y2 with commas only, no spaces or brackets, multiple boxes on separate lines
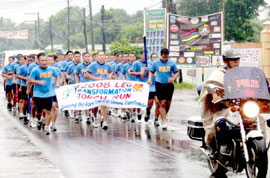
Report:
61,50,73,86
145,53,160,126
66,51,81,84
66,51,82,121
61,51,73,117
15,55,26,120
2,56,15,111
85,50,113,130
75,52,93,125
147,48,179,130
129,51,149,121
29,53,60,135
47,55,62,132
17,55,34,124
10,54,22,115
122,53,137,122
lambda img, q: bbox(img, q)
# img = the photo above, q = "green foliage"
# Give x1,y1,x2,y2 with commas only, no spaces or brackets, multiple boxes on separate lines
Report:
110,39,143,59
176,0,265,42
174,82,196,89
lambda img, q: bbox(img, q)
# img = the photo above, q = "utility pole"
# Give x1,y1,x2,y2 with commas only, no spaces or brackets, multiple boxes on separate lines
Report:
24,12,41,49
101,5,106,52
67,0,70,50
83,8,89,52
37,12,40,49
34,21,38,49
49,17,54,52
88,0,95,51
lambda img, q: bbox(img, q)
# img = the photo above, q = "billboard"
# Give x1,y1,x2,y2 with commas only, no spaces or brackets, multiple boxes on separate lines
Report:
0,30,28,39
144,9,166,55
167,12,223,67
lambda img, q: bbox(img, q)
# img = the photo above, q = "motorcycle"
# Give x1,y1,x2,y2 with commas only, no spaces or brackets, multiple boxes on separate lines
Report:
187,67,270,178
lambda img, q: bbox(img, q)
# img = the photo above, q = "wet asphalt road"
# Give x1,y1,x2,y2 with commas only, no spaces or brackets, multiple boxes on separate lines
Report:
0,88,267,178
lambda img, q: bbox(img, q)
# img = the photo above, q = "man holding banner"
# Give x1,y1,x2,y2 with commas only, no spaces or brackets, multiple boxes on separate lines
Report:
148,48,179,130
129,51,149,121
84,50,113,130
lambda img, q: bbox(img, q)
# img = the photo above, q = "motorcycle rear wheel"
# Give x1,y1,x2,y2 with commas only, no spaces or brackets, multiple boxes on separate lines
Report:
208,158,227,176
246,138,268,178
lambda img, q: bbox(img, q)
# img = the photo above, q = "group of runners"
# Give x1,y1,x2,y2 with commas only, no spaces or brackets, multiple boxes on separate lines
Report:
2,48,179,135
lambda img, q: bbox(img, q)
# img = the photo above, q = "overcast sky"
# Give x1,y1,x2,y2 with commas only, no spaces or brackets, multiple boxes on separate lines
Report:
0,0,162,24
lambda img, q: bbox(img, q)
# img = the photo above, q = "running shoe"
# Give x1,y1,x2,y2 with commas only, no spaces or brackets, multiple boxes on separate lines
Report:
78,114,82,121
93,118,99,128
86,117,91,125
144,115,150,122
161,120,168,130
101,121,108,130
50,124,57,132
137,114,142,121
37,120,42,130
154,119,160,127
43,128,50,135
30,118,37,128
64,110,69,117
23,116,28,125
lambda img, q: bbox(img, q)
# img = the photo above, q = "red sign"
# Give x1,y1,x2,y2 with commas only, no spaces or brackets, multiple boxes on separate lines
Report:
170,25,179,32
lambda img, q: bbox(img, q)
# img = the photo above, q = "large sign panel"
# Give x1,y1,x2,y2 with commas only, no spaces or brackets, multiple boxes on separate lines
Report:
168,12,223,67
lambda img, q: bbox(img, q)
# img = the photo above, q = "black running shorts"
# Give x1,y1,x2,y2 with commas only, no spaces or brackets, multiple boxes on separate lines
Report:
34,97,53,113
155,82,174,101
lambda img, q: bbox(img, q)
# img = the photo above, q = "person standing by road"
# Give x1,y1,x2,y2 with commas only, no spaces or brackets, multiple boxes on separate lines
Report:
147,48,179,130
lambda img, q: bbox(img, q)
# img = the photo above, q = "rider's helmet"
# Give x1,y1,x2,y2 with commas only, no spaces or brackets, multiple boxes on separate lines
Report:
222,49,241,61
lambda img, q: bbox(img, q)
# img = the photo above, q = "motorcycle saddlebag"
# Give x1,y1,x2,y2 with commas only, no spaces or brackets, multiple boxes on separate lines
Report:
187,116,205,141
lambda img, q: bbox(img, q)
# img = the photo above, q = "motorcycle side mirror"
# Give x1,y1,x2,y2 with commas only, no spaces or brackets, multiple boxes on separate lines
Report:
206,84,223,94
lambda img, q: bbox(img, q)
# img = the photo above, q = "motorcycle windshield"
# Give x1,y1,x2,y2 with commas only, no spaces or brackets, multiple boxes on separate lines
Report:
224,67,270,100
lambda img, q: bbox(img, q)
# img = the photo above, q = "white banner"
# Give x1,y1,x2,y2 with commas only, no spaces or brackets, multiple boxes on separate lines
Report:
55,80,149,110
0,30,28,39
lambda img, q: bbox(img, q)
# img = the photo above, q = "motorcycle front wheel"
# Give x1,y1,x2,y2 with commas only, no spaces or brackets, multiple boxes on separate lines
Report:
246,138,268,178
208,159,227,176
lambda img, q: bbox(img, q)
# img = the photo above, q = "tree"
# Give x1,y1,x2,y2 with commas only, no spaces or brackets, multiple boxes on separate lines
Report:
119,22,144,43
110,38,142,58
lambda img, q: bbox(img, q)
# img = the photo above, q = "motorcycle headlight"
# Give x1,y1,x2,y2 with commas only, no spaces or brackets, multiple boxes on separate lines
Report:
242,101,260,118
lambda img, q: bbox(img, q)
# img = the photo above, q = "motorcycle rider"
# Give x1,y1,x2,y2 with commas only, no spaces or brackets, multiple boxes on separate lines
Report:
200,49,267,158
200,49,241,156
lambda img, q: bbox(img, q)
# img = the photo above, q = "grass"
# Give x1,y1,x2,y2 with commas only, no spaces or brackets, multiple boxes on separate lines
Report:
174,82,196,89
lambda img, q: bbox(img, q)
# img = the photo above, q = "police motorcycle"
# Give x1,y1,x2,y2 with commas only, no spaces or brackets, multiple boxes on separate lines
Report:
187,66,270,177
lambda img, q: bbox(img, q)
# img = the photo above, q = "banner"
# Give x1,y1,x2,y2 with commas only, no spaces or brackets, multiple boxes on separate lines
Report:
167,12,223,67
55,80,149,110
144,9,166,54
0,30,28,39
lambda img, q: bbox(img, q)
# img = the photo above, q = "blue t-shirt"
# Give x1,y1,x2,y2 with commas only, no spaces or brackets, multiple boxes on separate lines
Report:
10,61,20,72
114,62,124,80
130,60,148,82
111,61,119,73
27,62,39,76
10,61,20,84
86,62,112,80
50,66,62,96
29,66,58,98
15,64,23,84
61,60,72,72
122,62,136,81
148,61,156,92
2,64,14,86
76,62,91,83
150,59,178,84
54,61,63,70
66,62,80,84
18,64,30,87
